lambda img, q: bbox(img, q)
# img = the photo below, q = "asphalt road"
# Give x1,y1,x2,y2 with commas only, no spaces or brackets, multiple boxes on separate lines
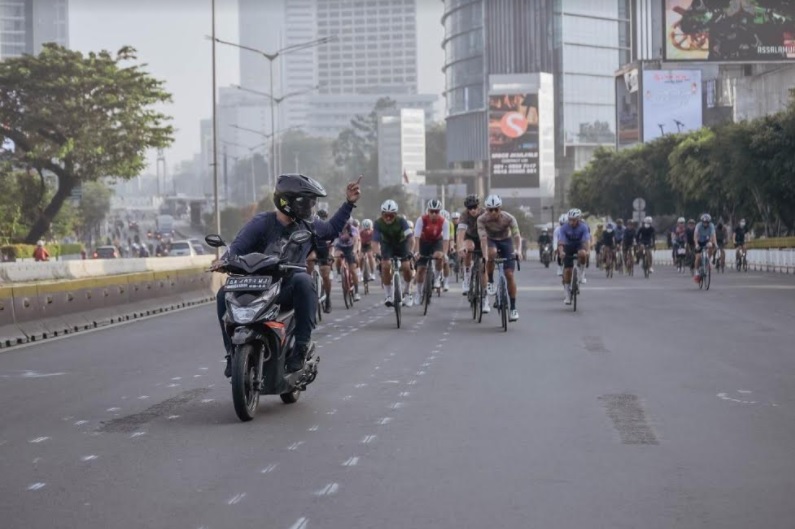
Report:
1,263,794,529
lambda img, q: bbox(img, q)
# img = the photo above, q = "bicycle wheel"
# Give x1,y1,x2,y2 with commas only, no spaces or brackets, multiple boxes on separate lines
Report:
743,255,748,272
471,265,480,320
705,261,712,290
393,276,402,328
499,275,508,332
342,269,352,309
571,267,578,312
314,271,323,323
423,267,432,316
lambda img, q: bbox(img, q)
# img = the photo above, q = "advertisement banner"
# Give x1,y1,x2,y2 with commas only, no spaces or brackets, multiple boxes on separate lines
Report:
616,70,641,148
488,93,540,189
642,69,703,142
664,0,795,62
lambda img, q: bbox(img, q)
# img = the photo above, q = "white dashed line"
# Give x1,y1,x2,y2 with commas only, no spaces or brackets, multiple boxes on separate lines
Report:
354,383,367,389
27,483,46,491
81,455,98,462
261,463,278,474
314,483,340,496
326,409,337,415
416,371,426,376
342,456,360,467
201,399,215,403
390,402,404,410
399,392,410,398
199,367,209,371
171,377,182,381
308,425,319,432
407,379,417,385
32,457,42,464
167,415,180,420
130,432,146,438
362,435,377,444
287,441,305,451
342,395,353,401
287,517,309,529
74,420,88,426
227,493,247,505
193,375,203,378
106,407,121,412
376,417,392,425
138,395,150,400
29,437,49,444
167,384,180,388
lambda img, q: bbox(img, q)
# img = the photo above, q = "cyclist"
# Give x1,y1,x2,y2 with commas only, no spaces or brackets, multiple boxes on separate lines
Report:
537,228,552,261
734,218,748,265
359,218,376,281
440,209,453,292
672,217,687,269
601,222,616,268
373,200,414,307
714,221,727,266
593,223,604,269
694,213,717,282
413,199,450,306
553,214,567,276
614,219,625,271
637,216,656,273
558,208,590,305
477,194,521,321
456,194,485,300
622,219,637,273
334,219,361,302
313,209,334,313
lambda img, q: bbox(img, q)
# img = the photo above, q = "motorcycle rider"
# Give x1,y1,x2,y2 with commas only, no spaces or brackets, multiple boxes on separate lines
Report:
537,228,552,261
213,174,361,377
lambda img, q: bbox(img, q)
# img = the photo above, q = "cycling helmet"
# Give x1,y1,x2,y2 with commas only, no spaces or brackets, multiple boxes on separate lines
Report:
362,219,373,230
317,208,329,220
644,216,652,224
567,208,582,220
558,214,567,225
700,213,711,223
687,218,696,224
606,223,615,232
441,210,451,220
273,173,327,221
616,218,624,225
464,194,479,209
36,240,45,247
542,228,549,234
739,218,746,226
351,219,360,228
484,195,502,208
677,217,685,224
451,211,461,220
381,199,399,213
427,199,443,211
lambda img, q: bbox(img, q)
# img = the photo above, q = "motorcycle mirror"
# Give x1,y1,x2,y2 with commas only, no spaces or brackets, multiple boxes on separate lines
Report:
205,234,226,248
287,230,312,245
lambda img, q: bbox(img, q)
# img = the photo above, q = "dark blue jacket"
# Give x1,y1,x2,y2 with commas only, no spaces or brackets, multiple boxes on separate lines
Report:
228,202,353,263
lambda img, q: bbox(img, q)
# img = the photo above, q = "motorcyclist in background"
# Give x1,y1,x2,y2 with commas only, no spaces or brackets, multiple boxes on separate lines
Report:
213,174,361,377
537,228,551,261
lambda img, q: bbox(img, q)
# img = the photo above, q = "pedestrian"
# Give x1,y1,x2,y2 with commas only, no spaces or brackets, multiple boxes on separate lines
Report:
33,240,50,262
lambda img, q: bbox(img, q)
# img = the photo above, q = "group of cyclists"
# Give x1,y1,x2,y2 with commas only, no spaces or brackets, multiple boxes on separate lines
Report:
307,193,523,322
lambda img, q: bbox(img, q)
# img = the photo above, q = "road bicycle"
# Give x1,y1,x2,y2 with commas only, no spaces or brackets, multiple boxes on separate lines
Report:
715,245,726,273
570,264,581,312
674,242,687,273
696,246,712,290
603,246,615,279
493,256,520,332
639,244,652,278
623,246,634,276
361,254,373,295
311,264,325,323
338,258,356,309
467,250,484,323
388,256,407,328
736,247,748,272
418,254,440,316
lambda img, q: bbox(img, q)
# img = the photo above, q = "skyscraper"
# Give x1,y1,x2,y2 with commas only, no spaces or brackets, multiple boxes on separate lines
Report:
0,0,68,60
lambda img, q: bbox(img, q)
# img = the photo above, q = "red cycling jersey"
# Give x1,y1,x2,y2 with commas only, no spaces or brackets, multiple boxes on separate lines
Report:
419,214,445,242
360,229,373,245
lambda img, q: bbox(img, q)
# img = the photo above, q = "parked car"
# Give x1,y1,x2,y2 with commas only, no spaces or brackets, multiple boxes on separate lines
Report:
93,246,119,259
168,240,196,257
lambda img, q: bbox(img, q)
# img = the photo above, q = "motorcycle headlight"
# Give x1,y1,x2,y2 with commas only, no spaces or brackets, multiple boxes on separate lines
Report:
230,302,265,324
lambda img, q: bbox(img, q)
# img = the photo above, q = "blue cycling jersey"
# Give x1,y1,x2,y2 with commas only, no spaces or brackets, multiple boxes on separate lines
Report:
558,222,591,246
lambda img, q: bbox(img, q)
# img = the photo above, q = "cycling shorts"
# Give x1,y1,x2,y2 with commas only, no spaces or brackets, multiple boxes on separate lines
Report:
562,243,585,269
315,244,331,266
335,245,356,264
380,240,410,261
417,240,443,267
487,238,515,271
361,243,372,253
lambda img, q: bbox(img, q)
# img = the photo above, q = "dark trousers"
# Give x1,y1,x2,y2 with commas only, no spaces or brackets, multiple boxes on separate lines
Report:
216,272,317,354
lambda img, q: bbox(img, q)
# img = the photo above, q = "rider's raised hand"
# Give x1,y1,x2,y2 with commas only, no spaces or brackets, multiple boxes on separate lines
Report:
346,175,362,203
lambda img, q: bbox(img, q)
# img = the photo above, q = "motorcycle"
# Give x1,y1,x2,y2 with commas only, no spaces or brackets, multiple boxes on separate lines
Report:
206,230,319,422
540,244,552,268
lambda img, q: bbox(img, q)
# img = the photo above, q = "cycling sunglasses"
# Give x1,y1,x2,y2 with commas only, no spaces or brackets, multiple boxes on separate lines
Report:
382,213,396,220
428,209,440,215
487,208,500,213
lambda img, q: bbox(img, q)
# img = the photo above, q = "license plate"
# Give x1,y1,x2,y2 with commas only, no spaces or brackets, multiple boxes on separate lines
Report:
677,248,686,255
225,276,272,291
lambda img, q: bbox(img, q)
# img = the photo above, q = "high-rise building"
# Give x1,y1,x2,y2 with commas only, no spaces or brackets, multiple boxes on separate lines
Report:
377,108,426,188
0,0,68,60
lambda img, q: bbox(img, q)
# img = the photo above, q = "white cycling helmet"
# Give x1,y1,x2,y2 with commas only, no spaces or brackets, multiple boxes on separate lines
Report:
677,217,685,224
362,219,373,230
441,210,451,220
451,211,461,220
381,200,398,213
484,194,502,208
567,208,582,220
700,213,711,223
558,214,567,225
427,199,443,211
644,216,652,224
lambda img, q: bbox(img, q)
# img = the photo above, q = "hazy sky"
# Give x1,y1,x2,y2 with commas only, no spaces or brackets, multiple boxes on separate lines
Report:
69,0,445,173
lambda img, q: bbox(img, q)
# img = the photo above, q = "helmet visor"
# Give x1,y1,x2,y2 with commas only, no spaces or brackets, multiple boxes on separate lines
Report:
293,196,317,220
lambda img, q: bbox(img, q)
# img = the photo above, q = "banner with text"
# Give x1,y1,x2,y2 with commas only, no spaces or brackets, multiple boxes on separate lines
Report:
642,69,703,142
488,93,539,188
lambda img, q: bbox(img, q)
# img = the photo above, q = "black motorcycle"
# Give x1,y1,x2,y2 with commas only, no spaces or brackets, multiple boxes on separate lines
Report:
540,244,552,268
206,231,319,422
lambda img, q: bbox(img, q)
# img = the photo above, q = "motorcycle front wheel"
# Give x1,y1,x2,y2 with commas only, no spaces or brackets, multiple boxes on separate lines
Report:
231,343,261,421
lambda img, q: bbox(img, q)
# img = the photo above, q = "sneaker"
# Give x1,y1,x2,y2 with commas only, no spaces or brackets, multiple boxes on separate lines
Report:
286,342,313,373
224,355,231,378
384,293,394,307
443,278,450,292
556,265,563,276
486,282,496,296
481,298,491,313
353,293,361,302
462,277,470,294
509,309,519,322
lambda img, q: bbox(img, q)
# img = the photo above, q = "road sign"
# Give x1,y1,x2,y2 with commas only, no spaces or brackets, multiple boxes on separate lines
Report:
633,197,646,211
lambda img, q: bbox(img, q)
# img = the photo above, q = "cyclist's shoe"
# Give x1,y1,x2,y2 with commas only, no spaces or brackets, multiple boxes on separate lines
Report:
224,354,231,378
369,273,377,281
481,298,491,313
564,294,572,305
403,292,414,307
486,282,496,296
384,293,394,307
443,278,450,292
556,265,563,276
462,277,470,294
580,270,587,284
433,276,442,289
649,267,654,273
323,297,331,313
413,292,421,306
353,293,361,302
509,309,519,322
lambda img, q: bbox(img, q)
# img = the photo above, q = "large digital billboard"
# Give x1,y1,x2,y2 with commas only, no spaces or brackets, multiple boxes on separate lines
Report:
616,68,641,148
665,0,795,62
642,70,703,142
488,93,540,189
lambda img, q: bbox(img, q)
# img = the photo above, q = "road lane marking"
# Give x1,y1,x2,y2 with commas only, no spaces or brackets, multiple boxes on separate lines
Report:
376,417,392,425
29,437,49,443
27,483,46,491
261,463,278,474
342,456,359,467
287,517,309,529
130,432,146,438
390,402,404,410
287,441,305,451
227,493,247,505
362,435,377,444
308,425,319,432
167,415,180,420
407,379,417,385
314,483,340,496
717,392,757,405
399,392,410,398
106,407,121,412
74,420,88,426
342,395,353,401
81,455,98,462
138,395,150,400
326,409,337,415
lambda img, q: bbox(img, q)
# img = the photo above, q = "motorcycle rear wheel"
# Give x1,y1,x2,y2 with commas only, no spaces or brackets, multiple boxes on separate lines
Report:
231,343,260,421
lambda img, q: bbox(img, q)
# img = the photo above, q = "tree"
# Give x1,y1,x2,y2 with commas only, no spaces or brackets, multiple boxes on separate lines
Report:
0,44,174,243
78,181,112,246
333,97,396,179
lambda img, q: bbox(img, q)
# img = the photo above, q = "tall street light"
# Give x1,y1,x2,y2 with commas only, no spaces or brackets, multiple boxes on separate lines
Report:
210,0,221,252
229,124,301,187
221,139,266,205
210,35,337,181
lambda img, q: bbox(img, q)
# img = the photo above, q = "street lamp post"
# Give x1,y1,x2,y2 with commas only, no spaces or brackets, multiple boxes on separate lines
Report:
210,0,221,253
221,139,266,205
211,35,337,182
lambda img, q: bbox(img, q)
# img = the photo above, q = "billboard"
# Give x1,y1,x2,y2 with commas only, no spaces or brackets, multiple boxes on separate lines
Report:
488,93,540,188
664,0,795,62
616,68,641,148
642,69,703,142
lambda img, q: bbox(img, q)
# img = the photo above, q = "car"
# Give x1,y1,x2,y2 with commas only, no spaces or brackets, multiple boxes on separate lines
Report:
168,240,196,257
93,246,119,259
188,238,206,255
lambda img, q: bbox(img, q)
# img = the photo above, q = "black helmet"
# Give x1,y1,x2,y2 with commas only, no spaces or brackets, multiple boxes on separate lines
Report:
273,173,327,220
464,194,479,209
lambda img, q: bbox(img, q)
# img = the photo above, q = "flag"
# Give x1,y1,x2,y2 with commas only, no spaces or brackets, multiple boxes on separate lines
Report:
402,169,409,185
